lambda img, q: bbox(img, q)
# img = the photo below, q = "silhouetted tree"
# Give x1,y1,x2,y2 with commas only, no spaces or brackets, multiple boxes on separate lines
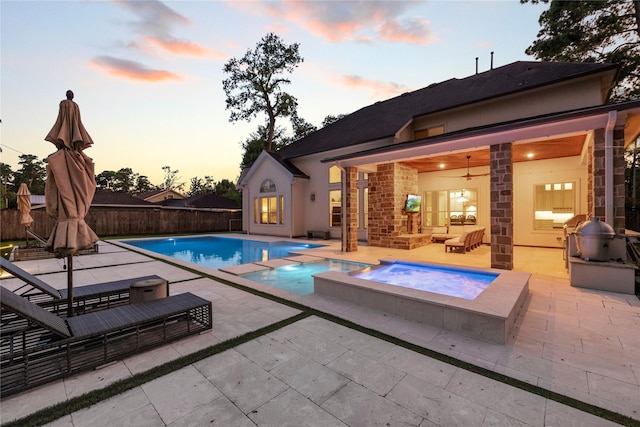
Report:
223,33,303,152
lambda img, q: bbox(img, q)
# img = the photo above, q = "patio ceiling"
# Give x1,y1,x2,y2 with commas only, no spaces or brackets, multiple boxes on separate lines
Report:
400,134,587,173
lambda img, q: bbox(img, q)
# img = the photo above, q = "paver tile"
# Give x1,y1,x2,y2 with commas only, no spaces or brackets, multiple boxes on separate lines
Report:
327,349,406,396
321,382,423,427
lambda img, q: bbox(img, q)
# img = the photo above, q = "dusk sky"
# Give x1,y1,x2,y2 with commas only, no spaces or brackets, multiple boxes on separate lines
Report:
1,0,549,187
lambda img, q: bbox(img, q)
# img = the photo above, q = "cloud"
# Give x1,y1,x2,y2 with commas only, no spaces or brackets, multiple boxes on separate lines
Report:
91,56,181,82
113,0,213,58
378,17,435,45
144,37,227,59
253,0,434,44
336,74,411,98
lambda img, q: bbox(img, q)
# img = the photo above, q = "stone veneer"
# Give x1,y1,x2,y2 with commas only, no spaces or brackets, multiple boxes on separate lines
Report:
368,163,427,249
490,143,513,270
344,166,358,252
589,127,626,233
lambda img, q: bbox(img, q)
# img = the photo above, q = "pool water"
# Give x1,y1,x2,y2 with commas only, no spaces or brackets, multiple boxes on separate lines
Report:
242,260,371,295
353,262,498,300
124,236,322,270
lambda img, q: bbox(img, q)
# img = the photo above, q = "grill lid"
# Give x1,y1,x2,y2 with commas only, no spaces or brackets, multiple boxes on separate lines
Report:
575,217,614,237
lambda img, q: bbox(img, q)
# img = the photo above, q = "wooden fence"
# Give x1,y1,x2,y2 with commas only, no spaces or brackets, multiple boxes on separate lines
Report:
1,207,243,241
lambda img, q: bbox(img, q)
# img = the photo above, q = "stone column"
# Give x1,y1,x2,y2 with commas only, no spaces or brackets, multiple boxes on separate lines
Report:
490,143,513,270
613,127,626,233
591,128,606,219
367,163,417,248
343,166,358,252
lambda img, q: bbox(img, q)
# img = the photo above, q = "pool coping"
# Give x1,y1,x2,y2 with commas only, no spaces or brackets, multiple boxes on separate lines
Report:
314,258,531,344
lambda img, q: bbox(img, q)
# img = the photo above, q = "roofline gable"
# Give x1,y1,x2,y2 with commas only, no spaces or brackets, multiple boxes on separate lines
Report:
237,150,309,186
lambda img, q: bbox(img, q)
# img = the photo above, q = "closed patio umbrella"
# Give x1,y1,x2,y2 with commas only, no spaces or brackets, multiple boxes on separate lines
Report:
17,183,33,229
17,183,34,246
44,90,99,316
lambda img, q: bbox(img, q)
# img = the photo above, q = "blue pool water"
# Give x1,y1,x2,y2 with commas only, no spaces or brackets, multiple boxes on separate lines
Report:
124,236,322,269
353,261,498,300
242,260,371,295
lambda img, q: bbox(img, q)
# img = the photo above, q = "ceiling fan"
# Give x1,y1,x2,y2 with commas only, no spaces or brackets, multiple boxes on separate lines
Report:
442,155,490,181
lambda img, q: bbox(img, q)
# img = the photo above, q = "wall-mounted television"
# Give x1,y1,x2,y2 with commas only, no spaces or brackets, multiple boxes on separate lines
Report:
405,194,422,213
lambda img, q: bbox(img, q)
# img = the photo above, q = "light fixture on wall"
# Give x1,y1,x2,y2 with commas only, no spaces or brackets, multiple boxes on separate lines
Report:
456,190,468,204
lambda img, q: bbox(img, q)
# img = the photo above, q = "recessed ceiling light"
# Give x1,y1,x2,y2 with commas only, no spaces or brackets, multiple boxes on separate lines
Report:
526,153,534,158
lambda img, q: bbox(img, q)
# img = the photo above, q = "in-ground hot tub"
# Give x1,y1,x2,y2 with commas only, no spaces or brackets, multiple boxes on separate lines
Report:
314,259,530,344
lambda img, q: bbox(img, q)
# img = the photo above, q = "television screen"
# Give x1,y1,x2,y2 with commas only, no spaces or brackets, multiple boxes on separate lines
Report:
405,194,422,213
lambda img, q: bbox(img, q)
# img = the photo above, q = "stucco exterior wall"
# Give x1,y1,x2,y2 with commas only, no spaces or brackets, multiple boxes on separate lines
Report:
241,156,293,237
408,77,604,141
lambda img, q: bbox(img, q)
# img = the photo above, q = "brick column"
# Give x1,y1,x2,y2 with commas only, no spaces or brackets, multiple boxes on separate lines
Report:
591,128,606,219
490,143,513,270
343,166,358,252
613,127,626,233
368,163,417,248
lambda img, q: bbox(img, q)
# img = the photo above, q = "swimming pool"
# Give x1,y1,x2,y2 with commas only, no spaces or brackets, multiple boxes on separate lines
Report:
353,262,498,300
314,259,530,344
123,236,322,269
241,259,371,295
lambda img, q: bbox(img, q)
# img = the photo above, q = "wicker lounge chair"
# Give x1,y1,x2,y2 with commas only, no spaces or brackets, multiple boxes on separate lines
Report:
0,287,212,396
0,257,166,314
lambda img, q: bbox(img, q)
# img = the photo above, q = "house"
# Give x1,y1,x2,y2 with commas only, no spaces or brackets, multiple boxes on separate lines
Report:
93,189,158,207
136,188,185,204
237,61,640,270
159,192,241,210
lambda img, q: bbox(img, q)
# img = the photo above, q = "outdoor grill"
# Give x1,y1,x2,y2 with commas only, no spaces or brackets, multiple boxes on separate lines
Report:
575,217,615,261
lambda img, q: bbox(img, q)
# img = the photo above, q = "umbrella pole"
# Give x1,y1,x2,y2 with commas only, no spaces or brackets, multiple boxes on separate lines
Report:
67,255,74,317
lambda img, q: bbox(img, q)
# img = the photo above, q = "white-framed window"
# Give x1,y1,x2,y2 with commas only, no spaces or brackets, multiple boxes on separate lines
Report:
256,179,284,225
423,188,478,227
533,182,574,230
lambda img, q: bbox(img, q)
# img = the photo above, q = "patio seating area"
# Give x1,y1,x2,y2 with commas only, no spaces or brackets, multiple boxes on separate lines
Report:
0,257,163,314
1,237,638,426
0,285,212,397
444,227,485,253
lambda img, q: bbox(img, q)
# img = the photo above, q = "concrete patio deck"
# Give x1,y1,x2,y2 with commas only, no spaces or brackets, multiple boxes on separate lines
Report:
1,236,638,426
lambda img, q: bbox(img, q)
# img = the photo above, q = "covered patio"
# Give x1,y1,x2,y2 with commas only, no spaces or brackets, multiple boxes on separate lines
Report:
328,100,640,271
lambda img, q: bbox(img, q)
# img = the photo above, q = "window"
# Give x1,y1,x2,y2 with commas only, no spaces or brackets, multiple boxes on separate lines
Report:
414,125,444,140
260,179,276,193
256,179,284,225
423,188,478,227
261,196,277,224
330,190,341,227
279,195,284,224
534,182,574,230
329,166,341,184
253,198,258,224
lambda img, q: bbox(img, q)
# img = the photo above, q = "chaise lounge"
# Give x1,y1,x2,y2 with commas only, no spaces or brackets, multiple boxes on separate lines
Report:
0,257,166,314
0,286,212,397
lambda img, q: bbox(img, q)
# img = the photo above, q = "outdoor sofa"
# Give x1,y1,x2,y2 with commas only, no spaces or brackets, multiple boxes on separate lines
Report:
0,257,166,315
0,286,212,397
431,225,479,243
444,227,486,253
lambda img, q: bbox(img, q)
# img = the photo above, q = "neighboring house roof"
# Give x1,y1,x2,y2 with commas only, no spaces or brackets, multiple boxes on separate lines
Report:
278,61,618,160
135,188,185,201
160,192,240,209
92,189,158,206
29,195,46,205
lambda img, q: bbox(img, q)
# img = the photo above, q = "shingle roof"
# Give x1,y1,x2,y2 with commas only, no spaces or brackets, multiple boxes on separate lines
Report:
160,193,240,209
277,61,617,159
92,190,157,206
